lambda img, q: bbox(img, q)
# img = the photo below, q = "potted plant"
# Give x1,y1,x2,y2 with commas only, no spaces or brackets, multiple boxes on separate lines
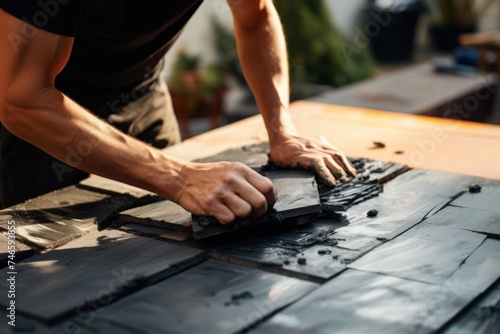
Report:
429,0,497,51
167,50,226,137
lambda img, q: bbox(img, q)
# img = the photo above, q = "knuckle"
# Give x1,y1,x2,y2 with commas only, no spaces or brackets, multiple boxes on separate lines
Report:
218,213,234,225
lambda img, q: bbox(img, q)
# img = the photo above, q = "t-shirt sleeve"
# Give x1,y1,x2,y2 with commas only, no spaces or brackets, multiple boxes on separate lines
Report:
0,0,85,37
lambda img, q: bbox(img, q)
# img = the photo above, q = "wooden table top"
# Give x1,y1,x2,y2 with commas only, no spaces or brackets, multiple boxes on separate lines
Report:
165,100,500,180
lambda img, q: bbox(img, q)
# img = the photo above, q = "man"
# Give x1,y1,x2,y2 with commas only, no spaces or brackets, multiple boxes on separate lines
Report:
0,0,356,224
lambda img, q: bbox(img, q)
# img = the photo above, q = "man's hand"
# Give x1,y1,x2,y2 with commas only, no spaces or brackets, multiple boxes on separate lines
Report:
174,162,276,224
269,134,357,187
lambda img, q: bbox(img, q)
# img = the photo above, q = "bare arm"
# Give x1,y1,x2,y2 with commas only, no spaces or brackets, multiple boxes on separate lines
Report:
229,0,356,185
0,9,274,224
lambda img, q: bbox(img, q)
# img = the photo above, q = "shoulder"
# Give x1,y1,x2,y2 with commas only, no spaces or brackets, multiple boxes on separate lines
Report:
0,0,86,37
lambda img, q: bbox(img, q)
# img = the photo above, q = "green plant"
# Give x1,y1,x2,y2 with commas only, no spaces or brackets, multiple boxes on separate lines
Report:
168,50,226,116
212,0,374,88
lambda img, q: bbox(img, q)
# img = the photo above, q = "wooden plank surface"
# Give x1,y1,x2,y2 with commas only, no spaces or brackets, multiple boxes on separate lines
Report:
310,62,496,115
0,229,205,321
98,259,318,334
162,101,500,180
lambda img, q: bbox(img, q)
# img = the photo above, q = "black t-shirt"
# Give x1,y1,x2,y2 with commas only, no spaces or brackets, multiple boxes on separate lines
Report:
0,0,203,112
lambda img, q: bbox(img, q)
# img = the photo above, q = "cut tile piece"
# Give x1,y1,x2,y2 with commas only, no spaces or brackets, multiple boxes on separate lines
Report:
349,225,486,284
256,239,500,334
99,259,317,334
0,231,34,268
120,223,191,242
119,201,192,232
451,180,500,214
0,186,153,249
319,181,383,212
416,205,500,238
192,169,321,240
0,208,97,250
80,175,154,197
208,218,380,281
0,229,205,321
340,169,481,240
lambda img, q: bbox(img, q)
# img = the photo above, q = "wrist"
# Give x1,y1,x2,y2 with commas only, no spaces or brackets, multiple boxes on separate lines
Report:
139,151,187,202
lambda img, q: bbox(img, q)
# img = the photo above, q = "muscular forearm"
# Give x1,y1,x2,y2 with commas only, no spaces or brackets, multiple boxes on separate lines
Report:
232,1,296,144
2,87,185,201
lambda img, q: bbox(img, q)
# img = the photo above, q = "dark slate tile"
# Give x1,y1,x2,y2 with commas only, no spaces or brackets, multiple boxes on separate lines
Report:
255,239,500,334
441,279,500,334
415,205,500,238
206,217,380,281
338,169,482,240
98,259,318,334
0,315,146,334
192,169,321,240
451,180,500,214
253,269,442,334
120,223,191,242
0,229,205,321
349,225,486,284
119,200,192,232
0,231,34,269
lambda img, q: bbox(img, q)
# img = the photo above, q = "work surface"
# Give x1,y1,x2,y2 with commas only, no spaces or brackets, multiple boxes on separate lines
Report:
1,102,500,333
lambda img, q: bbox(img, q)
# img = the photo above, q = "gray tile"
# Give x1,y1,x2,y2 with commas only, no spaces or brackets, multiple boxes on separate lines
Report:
339,169,481,239
349,225,486,284
208,218,380,281
0,229,205,321
80,175,154,197
120,223,191,242
451,180,500,214
0,315,146,334
413,205,500,238
99,259,318,334
255,239,500,334
119,200,192,232
0,231,34,269
441,279,500,334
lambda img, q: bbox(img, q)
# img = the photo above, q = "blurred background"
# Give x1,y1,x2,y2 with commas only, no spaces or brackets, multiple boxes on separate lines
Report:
162,0,500,138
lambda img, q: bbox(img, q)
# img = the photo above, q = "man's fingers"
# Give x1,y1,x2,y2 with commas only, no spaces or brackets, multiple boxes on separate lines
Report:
231,180,269,217
324,155,347,181
221,193,254,220
309,158,337,187
209,202,236,225
245,169,276,209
